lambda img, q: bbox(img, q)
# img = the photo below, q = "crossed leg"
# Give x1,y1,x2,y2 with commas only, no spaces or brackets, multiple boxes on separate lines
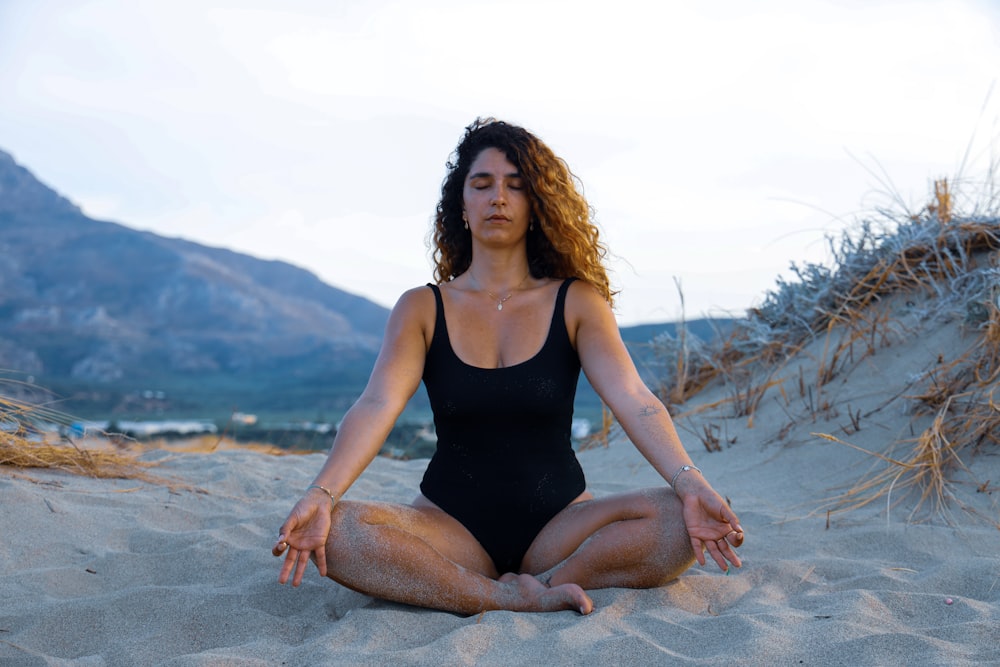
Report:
522,487,696,588
320,499,593,615
318,487,694,616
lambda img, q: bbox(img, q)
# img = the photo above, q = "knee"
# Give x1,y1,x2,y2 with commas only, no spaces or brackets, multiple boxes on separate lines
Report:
641,487,696,581
637,486,685,526
325,500,367,559
323,500,392,580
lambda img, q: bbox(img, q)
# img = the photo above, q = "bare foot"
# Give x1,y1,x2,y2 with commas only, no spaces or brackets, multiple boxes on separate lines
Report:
497,573,594,615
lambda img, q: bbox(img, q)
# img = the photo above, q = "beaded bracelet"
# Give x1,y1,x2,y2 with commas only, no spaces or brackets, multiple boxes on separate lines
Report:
307,484,336,506
670,464,702,489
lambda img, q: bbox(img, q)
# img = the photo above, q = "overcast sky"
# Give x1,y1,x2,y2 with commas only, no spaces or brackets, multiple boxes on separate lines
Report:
2,0,999,324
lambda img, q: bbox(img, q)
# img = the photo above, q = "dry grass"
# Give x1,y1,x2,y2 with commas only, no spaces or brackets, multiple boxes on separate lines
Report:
813,295,1000,527
814,392,999,529
813,404,967,523
0,435,156,481
0,384,159,481
649,176,1000,525
0,382,304,487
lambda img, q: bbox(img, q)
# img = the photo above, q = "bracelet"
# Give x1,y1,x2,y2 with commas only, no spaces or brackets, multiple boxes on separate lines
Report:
670,464,702,489
306,484,336,506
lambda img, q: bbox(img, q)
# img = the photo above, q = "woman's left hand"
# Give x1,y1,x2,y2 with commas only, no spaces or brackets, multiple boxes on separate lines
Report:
677,478,744,572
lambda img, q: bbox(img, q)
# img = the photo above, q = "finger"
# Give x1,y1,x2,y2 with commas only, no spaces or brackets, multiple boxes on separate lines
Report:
691,537,707,567
705,539,729,572
278,548,297,584
292,550,310,587
314,544,328,577
718,538,743,568
722,509,743,537
272,533,288,557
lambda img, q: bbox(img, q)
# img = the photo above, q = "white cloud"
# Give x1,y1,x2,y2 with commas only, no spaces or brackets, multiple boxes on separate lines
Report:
2,0,999,324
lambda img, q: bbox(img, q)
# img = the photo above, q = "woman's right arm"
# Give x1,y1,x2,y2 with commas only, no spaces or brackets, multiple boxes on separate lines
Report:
274,286,434,585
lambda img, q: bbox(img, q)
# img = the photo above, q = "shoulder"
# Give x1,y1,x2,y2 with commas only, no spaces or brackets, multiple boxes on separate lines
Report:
564,279,617,342
565,278,613,316
384,285,438,339
394,284,437,311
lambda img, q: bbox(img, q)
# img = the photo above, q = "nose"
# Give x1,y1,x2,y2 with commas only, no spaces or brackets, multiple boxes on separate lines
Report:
491,187,505,206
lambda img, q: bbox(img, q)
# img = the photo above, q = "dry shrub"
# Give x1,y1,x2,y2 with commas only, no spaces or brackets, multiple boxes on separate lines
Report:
814,402,968,524
815,307,1000,527
0,386,162,482
815,391,998,529
657,176,1000,523
908,359,974,414
0,434,157,481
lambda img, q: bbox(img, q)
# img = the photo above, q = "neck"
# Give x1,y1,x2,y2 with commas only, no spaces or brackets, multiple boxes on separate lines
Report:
468,265,531,294
467,250,531,290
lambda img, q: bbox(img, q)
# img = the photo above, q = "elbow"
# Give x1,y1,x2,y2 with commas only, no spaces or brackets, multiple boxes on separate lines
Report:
353,388,410,418
598,380,661,415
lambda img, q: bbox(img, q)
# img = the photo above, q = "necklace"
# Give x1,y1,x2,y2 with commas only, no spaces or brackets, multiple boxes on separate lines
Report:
473,270,531,311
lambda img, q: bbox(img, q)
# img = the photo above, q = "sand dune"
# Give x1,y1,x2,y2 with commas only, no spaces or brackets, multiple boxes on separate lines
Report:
4,218,1000,665
2,296,998,665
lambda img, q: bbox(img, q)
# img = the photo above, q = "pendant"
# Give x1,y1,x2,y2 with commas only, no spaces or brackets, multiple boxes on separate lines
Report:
497,303,503,311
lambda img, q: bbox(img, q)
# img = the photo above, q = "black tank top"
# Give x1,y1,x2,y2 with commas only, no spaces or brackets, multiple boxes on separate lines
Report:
419,278,587,572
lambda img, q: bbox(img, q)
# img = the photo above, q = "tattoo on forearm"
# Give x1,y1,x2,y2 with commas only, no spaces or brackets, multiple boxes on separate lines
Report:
638,404,662,418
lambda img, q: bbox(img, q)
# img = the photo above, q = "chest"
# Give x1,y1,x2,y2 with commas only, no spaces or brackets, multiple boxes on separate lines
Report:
442,286,562,369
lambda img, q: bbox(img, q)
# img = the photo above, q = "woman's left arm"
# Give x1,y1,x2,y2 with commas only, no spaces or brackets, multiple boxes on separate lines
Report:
567,281,744,571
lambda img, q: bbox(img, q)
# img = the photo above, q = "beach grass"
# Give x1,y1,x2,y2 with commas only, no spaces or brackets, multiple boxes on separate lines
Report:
0,389,155,481
0,384,305,487
654,174,1000,525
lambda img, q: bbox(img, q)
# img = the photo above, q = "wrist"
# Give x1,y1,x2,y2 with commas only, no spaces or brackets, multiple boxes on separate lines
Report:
306,484,337,506
669,464,703,496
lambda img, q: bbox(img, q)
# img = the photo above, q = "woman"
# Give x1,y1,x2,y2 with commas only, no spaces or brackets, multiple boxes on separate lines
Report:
273,118,743,615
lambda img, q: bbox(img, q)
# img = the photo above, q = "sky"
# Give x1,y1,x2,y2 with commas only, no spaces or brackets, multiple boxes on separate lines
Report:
2,0,999,325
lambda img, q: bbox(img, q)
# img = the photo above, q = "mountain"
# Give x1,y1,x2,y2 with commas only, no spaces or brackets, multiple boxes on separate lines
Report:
0,148,390,419
0,148,734,424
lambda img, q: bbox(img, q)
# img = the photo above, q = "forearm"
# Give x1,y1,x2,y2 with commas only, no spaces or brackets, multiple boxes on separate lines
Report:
612,390,701,493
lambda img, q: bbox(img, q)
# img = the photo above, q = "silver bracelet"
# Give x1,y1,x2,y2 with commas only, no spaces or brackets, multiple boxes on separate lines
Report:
670,464,702,489
306,484,336,506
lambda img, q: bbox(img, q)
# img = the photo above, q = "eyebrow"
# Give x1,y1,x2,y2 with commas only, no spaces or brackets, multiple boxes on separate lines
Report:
468,171,521,180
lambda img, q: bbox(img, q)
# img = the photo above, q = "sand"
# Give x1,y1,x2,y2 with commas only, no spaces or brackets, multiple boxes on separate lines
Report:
3,301,999,666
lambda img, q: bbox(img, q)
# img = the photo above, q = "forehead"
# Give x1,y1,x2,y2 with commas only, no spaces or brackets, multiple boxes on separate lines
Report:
467,147,518,175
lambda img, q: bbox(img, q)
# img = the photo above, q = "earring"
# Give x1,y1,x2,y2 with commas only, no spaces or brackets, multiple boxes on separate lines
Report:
464,221,469,230
529,221,535,231
462,211,469,230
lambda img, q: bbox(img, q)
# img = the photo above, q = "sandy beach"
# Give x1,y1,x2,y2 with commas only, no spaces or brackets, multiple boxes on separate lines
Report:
3,274,1000,666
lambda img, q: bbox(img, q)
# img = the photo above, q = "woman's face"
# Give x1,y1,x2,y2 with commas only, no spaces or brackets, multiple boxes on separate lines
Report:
462,147,531,245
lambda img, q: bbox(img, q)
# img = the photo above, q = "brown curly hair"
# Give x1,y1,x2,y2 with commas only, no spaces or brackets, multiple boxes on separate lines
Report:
431,118,615,305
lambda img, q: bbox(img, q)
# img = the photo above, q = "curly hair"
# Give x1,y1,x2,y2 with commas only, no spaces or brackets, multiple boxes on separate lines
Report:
431,118,615,305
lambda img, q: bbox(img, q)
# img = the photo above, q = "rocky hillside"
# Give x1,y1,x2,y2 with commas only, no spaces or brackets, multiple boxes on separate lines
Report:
0,148,389,417
0,148,732,422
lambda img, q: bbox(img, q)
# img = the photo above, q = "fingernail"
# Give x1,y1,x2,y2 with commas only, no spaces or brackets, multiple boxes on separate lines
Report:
735,525,744,533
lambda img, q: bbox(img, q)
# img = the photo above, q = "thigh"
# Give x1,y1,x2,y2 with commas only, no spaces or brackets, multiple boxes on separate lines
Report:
520,487,684,574
332,496,499,578
410,495,500,577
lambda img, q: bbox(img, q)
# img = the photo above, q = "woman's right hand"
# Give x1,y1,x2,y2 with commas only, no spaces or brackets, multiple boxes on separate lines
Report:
272,489,334,587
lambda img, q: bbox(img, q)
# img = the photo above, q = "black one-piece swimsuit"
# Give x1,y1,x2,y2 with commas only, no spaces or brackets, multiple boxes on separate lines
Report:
419,278,587,574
